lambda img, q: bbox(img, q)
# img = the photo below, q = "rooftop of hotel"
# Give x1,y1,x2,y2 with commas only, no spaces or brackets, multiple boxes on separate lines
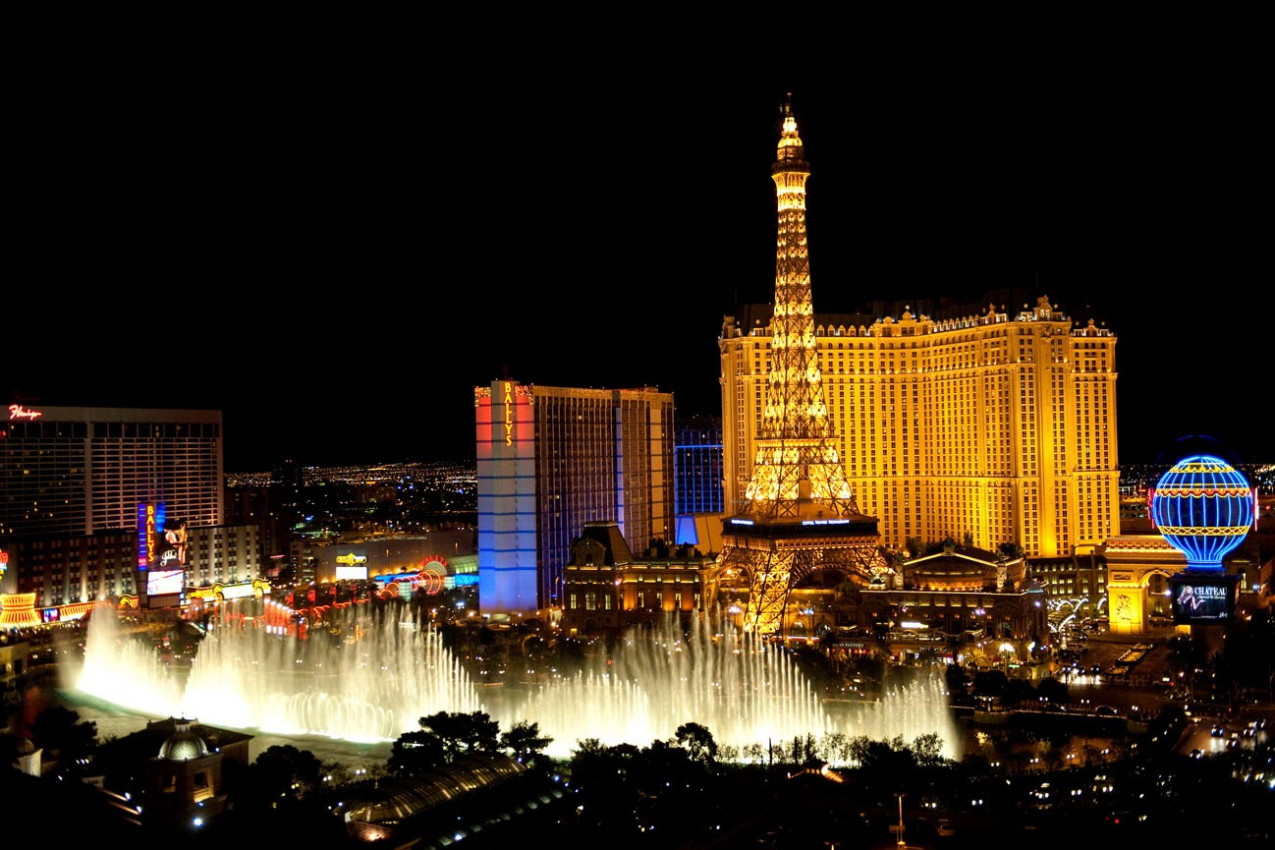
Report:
723,293,1115,339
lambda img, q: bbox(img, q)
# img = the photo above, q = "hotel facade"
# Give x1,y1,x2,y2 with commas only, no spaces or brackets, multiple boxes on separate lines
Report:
0,404,240,612
1,405,224,538
474,380,674,614
720,296,1120,558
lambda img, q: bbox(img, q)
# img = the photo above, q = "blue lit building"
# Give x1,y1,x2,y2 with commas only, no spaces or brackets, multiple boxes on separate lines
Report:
674,415,724,517
474,380,675,616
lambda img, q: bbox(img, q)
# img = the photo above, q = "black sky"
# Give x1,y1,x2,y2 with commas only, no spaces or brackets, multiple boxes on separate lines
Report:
8,19,1271,471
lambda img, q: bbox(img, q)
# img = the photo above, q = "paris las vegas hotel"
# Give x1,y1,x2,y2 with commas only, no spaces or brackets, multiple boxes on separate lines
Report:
720,293,1119,561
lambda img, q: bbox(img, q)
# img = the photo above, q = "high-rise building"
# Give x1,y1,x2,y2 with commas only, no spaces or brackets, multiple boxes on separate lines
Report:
716,100,884,635
720,298,1120,559
1,404,235,611
674,414,724,516
474,380,674,614
1,404,224,537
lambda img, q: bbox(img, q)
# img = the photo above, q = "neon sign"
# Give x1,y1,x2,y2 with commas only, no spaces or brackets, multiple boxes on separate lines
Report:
503,381,514,446
0,548,8,579
147,505,156,566
1150,455,1253,569
137,502,166,568
336,553,368,565
8,404,42,421
138,504,149,567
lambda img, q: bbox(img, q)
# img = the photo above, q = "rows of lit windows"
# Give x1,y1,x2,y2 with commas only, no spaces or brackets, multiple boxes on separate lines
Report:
721,311,1118,557
531,391,673,605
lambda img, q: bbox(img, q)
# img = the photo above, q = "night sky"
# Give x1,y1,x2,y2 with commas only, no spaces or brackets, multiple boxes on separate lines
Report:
9,21,1271,471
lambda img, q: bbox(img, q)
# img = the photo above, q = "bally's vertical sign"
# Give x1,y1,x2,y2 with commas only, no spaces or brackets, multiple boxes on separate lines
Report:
504,381,515,446
137,502,166,568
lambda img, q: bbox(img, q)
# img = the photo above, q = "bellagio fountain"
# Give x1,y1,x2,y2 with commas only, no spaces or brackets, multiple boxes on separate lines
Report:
69,603,960,762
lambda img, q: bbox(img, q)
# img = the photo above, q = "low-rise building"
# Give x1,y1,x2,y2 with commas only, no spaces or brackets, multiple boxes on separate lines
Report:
835,544,1049,662
561,521,718,634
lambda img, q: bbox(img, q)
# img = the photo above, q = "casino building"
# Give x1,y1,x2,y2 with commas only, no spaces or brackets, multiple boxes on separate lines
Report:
560,520,718,634
0,404,264,615
838,543,1049,650
720,296,1120,559
1,405,223,537
475,381,674,615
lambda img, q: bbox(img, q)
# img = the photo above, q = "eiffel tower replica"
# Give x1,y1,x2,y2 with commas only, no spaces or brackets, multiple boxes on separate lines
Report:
718,96,884,635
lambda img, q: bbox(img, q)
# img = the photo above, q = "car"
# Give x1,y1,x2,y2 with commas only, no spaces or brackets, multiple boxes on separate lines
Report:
1189,748,1203,759
1095,705,1119,716
1210,724,1225,737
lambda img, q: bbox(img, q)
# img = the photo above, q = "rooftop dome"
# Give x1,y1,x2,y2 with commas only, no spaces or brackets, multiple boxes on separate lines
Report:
158,717,209,761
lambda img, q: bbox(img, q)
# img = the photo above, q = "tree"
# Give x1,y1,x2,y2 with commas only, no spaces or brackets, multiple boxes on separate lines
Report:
674,722,718,765
387,729,447,777
1037,676,1070,705
565,739,644,837
0,732,24,771
417,710,500,762
29,705,96,774
911,732,947,768
972,669,1008,699
500,720,552,766
945,662,970,694
997,541,1024,560
1003,677,1036,707
822,731,851,766
249,744,325,799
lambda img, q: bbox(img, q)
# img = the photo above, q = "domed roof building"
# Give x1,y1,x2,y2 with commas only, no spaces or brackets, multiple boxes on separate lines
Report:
144,717,228,829
157,720,210,761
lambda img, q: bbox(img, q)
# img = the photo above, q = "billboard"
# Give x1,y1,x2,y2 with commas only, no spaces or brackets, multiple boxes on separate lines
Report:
146,569,186,596
335,565,369,581
137,503,188,569
1169,573,1238,625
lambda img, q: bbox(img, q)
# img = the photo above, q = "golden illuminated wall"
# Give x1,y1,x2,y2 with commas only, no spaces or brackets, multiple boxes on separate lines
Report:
721,297,1119,558
1100,534,1187,635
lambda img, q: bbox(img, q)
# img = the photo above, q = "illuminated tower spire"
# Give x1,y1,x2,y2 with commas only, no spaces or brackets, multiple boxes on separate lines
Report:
745,94,858,519
717,96,882,635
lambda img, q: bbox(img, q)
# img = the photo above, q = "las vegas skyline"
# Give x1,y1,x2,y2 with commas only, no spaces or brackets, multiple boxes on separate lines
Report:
9,23,1270,472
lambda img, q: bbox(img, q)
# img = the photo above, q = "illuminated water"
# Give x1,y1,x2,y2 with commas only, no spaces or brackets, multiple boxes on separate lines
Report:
70,607,960,761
